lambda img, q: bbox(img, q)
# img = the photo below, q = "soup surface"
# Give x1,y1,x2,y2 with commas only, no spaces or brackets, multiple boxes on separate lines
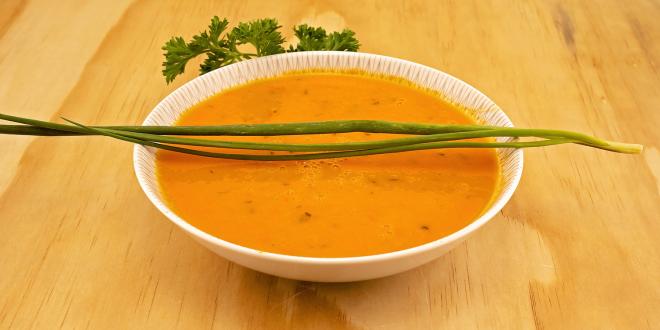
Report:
156,72,500,257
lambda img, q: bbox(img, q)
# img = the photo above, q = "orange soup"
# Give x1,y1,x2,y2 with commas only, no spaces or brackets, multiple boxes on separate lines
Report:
155,72,500,257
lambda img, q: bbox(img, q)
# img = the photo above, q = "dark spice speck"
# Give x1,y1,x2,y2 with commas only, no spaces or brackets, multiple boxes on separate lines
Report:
299,212,312,222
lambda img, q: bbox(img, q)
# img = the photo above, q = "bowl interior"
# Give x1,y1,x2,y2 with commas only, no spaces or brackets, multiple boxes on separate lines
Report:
133,51,522,260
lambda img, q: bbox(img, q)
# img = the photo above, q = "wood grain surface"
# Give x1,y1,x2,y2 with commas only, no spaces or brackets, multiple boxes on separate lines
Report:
1,0,659,329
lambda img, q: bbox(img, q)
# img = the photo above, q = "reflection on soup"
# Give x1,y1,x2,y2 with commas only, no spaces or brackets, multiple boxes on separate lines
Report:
156,72,500,258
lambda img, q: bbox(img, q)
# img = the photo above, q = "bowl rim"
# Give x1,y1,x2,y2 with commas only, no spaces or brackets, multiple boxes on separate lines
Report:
133,51,523,265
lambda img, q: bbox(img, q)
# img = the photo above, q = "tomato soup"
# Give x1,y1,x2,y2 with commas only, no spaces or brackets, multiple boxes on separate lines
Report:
155,72,500,257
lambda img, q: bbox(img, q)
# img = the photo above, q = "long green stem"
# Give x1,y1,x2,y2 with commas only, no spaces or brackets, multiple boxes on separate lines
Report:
0,113,492,135
67,119,576,160
1,112,643,156
101,128,512,151
146,138,576,161
0,116,485,136
98,127,635,153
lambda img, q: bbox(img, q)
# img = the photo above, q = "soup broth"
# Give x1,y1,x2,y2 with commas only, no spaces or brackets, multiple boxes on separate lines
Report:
156,72,500,257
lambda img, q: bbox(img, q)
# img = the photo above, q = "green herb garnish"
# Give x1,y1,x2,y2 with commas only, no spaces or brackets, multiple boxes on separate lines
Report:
0,18,642,160
162,17,360,84
0,113,643,160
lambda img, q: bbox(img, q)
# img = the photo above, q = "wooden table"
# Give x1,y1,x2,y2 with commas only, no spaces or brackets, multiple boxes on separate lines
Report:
1,1,658,328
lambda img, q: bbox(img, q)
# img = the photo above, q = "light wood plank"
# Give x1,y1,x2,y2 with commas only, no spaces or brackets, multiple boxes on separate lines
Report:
0,0,658,329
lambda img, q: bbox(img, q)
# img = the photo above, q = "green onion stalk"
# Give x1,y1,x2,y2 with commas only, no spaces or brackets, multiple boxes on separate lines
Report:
0,113,643,161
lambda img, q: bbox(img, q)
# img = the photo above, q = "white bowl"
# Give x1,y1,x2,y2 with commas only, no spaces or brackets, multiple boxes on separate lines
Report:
133,51,523,282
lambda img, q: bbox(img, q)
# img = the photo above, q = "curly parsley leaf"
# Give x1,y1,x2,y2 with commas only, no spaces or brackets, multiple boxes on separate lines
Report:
161,36,199,84
288,24,360,52
323,30,360,51
230,18,286,56
162,17,360,84
287,24,328,51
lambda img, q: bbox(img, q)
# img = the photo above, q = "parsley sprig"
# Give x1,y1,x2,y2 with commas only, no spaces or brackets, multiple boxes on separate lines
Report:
162,17,360,84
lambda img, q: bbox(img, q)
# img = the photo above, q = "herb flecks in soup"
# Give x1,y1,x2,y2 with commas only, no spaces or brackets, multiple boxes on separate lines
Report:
155,72,500,257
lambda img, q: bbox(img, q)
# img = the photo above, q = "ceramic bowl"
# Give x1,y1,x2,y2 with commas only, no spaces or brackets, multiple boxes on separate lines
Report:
133,51,523,282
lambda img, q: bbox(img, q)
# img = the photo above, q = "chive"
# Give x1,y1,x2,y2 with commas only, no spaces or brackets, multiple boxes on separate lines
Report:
0,113,489,136
97,128,638,153
70,118,577,161
0,112,643,160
